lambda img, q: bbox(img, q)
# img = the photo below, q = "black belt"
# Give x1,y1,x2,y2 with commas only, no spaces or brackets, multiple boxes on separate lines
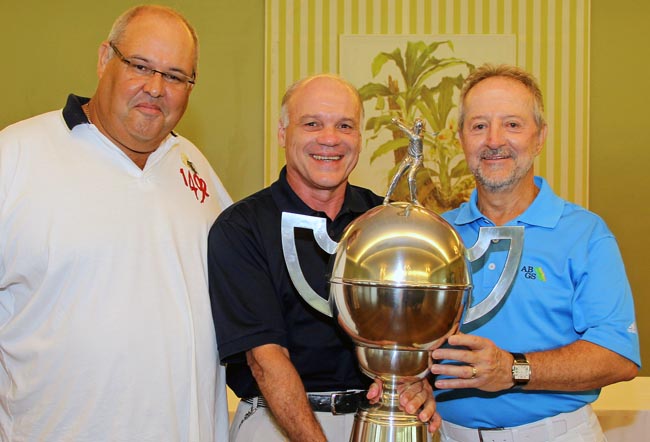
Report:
243,390,369,415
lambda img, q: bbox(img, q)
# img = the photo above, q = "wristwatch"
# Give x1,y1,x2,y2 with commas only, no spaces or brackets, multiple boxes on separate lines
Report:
510,352,531,387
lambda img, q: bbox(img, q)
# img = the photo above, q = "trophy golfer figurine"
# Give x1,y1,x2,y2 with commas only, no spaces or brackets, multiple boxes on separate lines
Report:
384,117,429,206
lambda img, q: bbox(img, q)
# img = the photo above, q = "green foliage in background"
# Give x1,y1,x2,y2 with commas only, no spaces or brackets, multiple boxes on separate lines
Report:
359,40,476,211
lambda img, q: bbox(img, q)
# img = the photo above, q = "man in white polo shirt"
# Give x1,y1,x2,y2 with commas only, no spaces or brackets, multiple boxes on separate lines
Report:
0,5,231,441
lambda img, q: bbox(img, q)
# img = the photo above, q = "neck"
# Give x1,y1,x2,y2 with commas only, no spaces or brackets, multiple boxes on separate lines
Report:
83,101,157,169
476,178,539,226
286,175,347,220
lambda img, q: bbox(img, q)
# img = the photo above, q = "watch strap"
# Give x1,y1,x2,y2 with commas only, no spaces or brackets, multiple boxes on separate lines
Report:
511,352,528,364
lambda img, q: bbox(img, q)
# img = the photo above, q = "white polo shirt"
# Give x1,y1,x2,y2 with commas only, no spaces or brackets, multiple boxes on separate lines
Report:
0,97,232,442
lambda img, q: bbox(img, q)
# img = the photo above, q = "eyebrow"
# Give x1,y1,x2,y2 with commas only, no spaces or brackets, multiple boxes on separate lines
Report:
469,114,526,121
299,114,358,123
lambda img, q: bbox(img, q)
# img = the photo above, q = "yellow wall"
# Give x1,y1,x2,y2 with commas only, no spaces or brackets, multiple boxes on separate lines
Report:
590,1,649,374
2,1,646,375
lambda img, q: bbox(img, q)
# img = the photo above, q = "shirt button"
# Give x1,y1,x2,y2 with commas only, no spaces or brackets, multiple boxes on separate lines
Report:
488,263,496,270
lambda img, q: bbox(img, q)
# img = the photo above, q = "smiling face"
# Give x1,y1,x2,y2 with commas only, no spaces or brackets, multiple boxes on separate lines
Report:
279,76,362,205
459,76,547,193
92,9,196,153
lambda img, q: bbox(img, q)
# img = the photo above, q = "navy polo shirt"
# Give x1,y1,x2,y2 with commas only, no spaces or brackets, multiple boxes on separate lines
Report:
208,167,383,398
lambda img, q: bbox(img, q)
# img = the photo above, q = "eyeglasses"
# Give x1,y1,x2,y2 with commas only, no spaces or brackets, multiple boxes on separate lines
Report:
109,42,196,90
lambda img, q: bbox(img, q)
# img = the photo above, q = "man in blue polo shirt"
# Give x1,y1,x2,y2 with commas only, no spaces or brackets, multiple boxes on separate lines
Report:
430,64,641,441
208,74,439,441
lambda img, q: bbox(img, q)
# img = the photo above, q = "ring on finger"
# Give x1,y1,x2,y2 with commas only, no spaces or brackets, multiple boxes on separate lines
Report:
470,366,477,379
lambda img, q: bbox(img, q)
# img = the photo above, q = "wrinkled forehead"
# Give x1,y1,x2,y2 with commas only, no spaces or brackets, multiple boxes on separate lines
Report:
289,78,361,121
120,12,196,71
465,77,536,114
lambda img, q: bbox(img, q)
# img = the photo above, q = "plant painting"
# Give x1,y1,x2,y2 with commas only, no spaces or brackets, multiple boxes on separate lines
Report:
358,40,475,212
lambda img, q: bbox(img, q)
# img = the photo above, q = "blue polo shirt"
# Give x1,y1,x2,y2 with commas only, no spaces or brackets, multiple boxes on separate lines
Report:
436,176,641,428
208,167,383,398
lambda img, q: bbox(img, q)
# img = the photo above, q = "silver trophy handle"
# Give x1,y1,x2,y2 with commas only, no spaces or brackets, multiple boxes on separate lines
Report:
462,226,525,325
281,212,523,323
281,212,338,317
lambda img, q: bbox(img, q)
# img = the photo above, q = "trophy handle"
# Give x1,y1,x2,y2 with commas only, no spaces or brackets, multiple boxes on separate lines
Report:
281,212,338,317
462,226,524,325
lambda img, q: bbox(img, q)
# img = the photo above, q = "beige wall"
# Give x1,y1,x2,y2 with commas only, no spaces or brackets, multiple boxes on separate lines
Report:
2,1,646,374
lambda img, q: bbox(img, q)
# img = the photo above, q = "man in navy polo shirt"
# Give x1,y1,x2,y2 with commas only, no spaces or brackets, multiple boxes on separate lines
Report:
430,64,640,442
208,74,439,441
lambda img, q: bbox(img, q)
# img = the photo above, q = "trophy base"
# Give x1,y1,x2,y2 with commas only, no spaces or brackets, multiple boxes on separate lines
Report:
349,404,428,442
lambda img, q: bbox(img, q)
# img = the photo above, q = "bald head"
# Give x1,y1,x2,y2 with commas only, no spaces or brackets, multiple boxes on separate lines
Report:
280,74,363,128
107,5,199,74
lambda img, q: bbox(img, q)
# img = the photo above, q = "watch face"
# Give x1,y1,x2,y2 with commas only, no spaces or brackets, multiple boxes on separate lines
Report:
512,364,531,381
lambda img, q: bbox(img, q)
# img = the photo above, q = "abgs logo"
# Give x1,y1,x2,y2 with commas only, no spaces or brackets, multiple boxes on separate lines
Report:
520,265,546,281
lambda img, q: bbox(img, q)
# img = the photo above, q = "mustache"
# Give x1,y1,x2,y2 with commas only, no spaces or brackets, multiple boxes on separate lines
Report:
480,148,513,160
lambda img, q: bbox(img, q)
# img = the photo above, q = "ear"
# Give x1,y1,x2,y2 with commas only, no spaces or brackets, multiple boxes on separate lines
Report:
97,42,112,78
278,119,286,148
534,124,548,156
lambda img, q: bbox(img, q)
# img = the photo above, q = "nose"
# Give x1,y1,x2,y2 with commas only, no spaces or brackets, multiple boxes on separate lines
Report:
143,72,165,98
486,125,505,148
316,126,340,146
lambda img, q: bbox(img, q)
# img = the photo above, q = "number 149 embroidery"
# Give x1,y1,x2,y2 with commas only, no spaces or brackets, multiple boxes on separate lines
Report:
179,167,210,203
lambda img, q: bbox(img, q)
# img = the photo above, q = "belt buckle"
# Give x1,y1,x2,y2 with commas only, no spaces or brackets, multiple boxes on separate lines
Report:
330,392,345,415
478,427,511,442
330,391,362,415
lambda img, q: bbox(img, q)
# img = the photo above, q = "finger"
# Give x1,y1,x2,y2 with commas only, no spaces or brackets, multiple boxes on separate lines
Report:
402,389,425,414
397,379,425,397
428,412,442,433
366,381,381,402
415,393,436,421
432,364,481,390
431,347,475,363
430,362,473,378
446,332,484,348
400,381,433,415
399,378,431,399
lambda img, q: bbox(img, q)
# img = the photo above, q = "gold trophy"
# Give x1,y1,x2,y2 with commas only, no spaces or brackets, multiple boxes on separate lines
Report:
281,119,523,441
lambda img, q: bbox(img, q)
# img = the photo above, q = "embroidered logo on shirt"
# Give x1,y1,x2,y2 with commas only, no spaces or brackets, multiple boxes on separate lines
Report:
179,153,210,203
628,321,638,334
520,265,546,281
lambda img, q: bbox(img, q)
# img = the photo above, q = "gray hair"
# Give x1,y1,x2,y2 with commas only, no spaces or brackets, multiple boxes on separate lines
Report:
458,64,546,131
279,73,364,128
106,5,199,75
